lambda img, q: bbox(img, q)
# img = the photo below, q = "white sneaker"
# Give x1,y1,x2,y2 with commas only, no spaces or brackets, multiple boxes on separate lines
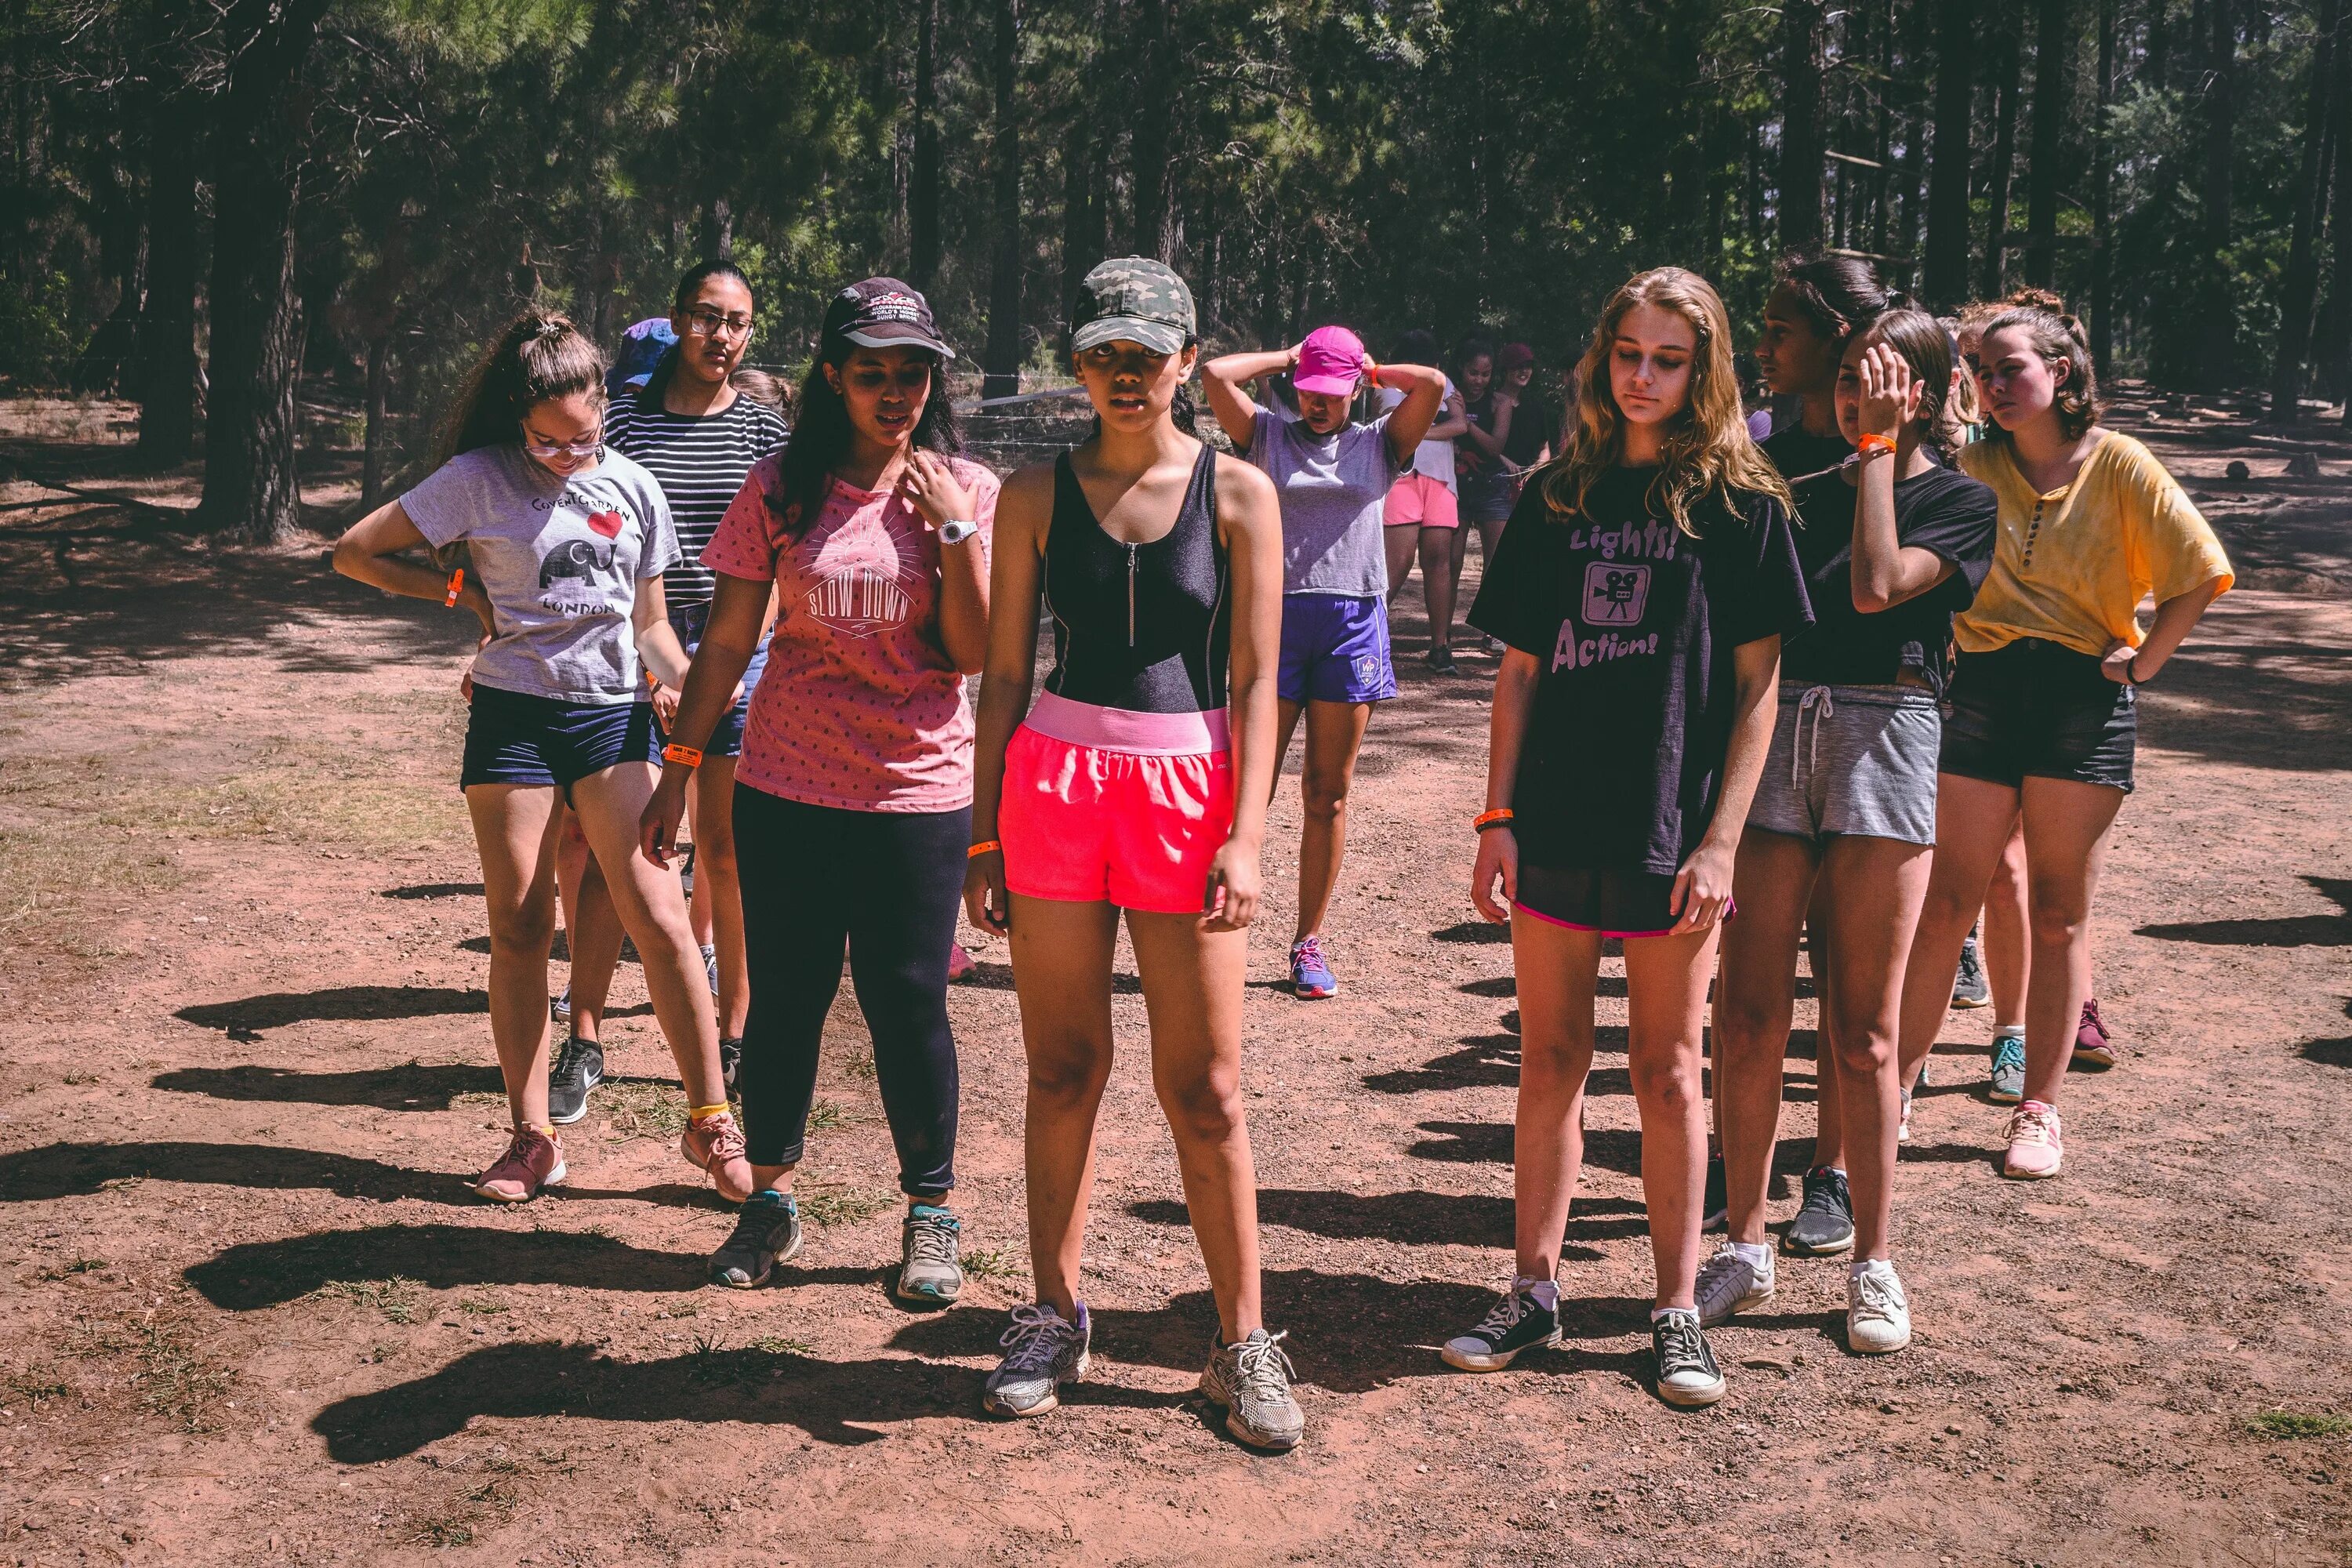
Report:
1898,1086,1913,1144
1846,1261,1911,1354
1693,1243,1774,1327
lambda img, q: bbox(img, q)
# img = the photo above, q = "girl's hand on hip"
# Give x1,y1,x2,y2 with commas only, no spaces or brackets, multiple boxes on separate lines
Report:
2099,638,2140,684
1471,826,1518,924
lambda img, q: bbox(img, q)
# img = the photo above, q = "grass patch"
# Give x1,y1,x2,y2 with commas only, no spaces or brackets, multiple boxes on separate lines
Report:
314,1276,423,1325
5,1370,71,1404
415,1519,474,1548
60,1071,96,1086
798,1185,894,1228
2247,1410,2352,1440
806,1099,847,1131
842,1050,877,1081
961,1247,1020,1281
601,1080,688,1142
71,1316,234,1431
457,1298,506,1316
37,1256,105,1280
752,1334,815,1356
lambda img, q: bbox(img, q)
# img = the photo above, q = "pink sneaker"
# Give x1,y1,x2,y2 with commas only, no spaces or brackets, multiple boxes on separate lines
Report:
2002,1100,2064,1180
2074,999,2117,1068
470,1127,565,1203
682,1109,755,1203
947,942,977,983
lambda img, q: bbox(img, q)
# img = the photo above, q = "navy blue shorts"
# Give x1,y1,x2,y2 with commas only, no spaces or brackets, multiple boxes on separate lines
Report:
1278,592,1397,705
461,684,659,793
1940,639,2136,793
662,600,768,760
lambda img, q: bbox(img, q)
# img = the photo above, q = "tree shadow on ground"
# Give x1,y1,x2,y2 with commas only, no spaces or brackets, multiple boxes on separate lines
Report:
185,1223,708,1307
1457,974,1634,1000
148,1062,670,1110
1123,1189,1650,1252
1407,1121,1821,1179
0,1140,716,1208
2136,876,2352,948
2297,1001,2352,1067
956,960,1140,995
381,883,485,900
176,985,488,1033
2130,597,2352,774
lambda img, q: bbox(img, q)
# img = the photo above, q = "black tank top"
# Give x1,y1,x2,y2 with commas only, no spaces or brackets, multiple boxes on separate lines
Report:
1042,443,1231,714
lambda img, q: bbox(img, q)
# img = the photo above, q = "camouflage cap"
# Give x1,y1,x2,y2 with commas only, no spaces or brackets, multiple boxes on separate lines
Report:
1069,257,1196,355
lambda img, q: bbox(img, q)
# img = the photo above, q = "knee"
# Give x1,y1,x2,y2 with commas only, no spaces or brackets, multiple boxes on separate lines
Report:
1828,1013,1896,1079
485,901,557,956
1157,1071,1245,1147
2027,896,2088,949
1301,774,1351,823
1627,1050,1703,1117
1710,989,1782,1056
1026,1044,1111,1109
1518,1029,1595,1087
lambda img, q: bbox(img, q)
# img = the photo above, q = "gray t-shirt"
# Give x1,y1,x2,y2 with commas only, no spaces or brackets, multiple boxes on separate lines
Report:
1249,407,1396,597
403,445,681,704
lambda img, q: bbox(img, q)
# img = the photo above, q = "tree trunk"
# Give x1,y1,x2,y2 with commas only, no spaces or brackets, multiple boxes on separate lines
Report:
362,335,393,506
2268,0,2338,419
1062,115,1102,313
1924,0,1975,307
137,93,201,465
2148,0,2172,90
1778,0,1825,252
2330,0,2352,416
2023,0,2072,288
700,198,733,260
982,0,1022,400
2197,0,2236,390
2090,0,2118,373
1128,0,1177,260
196,0,328,544
910,0,939,290
1981,0,2024,299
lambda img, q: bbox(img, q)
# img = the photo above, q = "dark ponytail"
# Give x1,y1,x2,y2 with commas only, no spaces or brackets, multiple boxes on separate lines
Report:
1773,251,1901,352
440,310,606,464
642,257,757,408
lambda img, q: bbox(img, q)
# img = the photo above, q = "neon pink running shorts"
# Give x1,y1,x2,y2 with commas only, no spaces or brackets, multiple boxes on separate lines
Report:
999,692,1236,915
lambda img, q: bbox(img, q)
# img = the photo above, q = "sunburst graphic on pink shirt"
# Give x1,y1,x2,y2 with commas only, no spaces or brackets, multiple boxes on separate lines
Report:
805,564,913,638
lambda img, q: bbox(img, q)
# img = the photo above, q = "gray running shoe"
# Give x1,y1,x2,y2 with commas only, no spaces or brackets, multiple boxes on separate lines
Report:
1693,1243,1774,1327
983,1302,1090,1417
895,1205,964,1305
1784,1166,1855,1255
1651,1308,1726,1408
545,1034,602,1127
1988,1033,2027,1104
1952,931,1991,1008
710,1191,801,1288
1200,1329,1305,1451
700,942,720,998
550,982,572,1027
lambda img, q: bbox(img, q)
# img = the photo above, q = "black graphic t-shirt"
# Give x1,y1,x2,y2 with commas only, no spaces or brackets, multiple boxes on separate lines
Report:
1775,457,1997,692
1468,467,1814,876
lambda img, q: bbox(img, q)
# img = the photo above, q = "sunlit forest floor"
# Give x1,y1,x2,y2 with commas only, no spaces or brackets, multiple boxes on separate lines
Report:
1,391,2347,1565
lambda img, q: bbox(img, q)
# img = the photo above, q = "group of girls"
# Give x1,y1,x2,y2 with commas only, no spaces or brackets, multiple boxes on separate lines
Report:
335,235,2227,1448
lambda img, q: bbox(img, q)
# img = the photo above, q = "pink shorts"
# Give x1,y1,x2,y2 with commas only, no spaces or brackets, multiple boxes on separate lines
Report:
1382,471,1460,530
999,692,1236,914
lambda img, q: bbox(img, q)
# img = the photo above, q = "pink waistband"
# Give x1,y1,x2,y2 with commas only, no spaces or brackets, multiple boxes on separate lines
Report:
1023,691,1231,756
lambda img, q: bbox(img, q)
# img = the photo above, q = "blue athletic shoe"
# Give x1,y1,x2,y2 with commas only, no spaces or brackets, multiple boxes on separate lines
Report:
1289,935,1338,1000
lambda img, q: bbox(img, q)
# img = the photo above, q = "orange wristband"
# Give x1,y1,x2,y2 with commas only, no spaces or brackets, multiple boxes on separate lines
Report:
967,840,1002,859
1857,433,1897,458
1474,808,1515,832
443,568,465,607
662,743,703,769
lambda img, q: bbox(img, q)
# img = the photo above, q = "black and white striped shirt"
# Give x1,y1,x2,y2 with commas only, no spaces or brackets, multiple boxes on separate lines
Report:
604,392,790,606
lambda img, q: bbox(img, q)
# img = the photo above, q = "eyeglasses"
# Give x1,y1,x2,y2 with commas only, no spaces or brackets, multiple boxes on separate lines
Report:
520,423,604,459
684,308,755,342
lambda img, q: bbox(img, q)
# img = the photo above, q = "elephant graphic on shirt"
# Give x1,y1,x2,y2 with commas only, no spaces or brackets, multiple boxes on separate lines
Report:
539,539,615,589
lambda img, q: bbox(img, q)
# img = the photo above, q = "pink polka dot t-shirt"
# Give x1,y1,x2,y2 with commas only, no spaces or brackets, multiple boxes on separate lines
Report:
702,454,1000,812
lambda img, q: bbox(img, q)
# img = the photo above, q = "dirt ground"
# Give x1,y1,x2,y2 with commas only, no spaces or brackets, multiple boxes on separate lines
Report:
1,391,2348,1566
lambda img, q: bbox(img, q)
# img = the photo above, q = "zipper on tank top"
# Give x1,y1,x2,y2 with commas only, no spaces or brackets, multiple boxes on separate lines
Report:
1127,542,1138,646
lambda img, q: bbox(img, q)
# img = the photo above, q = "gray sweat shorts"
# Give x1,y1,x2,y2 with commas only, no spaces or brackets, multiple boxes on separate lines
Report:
1746,680,1941,846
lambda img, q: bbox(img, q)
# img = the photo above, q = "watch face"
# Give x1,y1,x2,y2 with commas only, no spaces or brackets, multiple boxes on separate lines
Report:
940,519,977,543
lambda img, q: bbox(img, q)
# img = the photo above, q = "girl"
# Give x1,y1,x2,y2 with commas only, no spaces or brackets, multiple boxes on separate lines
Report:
1447,267,1812,1409
640,277,995,1306
1896,307,2230,1178
1454,338,1515,573
1708,311,1997,1355
1743,250,1900,1255
1200,326,1444,1001
1380,328,1472,670
332,311,752,1206
557,260,790,1114
964,257,1298,1448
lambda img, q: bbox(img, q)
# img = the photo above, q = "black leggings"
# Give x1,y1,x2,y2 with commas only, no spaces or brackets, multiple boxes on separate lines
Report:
732,786,967,1197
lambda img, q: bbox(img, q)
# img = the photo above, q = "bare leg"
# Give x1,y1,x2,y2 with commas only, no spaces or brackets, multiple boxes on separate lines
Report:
1383,523,1421,599
1817,836,1934,1261
1896,774,2021,1090
2016,777,2125,1106
1004,895,1123,1322
1506,915,1600,1281
1419,526,1458,653
1806,877,1845,1171
466,783,565,1128
564,848,626,1043
1983,818,2031,1032
1624,924,1727,1310
1712,830,1818,1247
694,756,751,1040
684,785,716,949
1293,699,1371,945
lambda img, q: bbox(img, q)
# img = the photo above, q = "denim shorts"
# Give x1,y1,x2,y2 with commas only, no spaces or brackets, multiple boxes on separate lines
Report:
1748,681,1943,846
461,684,659,793
662,599,769,759
1940,639,2136,793
1278,592,1398,705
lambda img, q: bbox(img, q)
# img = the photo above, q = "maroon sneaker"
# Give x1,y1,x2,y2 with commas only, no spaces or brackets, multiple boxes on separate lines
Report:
2074,999,2118,1069
470,1126,565,1203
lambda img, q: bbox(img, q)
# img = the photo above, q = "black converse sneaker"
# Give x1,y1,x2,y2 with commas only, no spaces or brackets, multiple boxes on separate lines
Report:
1440,1283,1563,1371
1651,1308,1726,1407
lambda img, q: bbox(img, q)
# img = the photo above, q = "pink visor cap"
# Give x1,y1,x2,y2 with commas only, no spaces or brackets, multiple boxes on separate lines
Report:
1293,325,1367,397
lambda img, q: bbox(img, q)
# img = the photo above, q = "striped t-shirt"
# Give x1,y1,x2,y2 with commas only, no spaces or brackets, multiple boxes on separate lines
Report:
604,391,790,606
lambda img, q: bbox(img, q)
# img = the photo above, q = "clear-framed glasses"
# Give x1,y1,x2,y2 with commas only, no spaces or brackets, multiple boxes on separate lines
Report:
684,307,755,342
520,423,604,459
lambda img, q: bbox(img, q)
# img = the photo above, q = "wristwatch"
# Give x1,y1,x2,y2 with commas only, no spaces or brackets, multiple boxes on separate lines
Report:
938,517,979,545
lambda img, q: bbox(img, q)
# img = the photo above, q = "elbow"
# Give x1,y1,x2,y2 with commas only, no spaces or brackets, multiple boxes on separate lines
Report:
1850,585,1893,615
330,535,368,581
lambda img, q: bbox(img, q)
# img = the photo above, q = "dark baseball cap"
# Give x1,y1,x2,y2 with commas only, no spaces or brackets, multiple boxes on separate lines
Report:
1070,257,1195,355
822,277,955,360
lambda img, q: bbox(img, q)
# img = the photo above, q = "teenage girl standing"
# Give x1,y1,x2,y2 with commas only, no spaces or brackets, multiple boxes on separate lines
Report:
1201,327,1445,1001
1380,328,1472,670
333,311,753,1205
1896,307,2230,1178
641,278,996,1305
1444,268,1812,1409
1708,311,1996,1354
964,258,1299,1449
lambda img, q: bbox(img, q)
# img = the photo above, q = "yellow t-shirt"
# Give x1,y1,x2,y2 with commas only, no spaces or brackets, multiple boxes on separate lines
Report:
1955,430,2233,656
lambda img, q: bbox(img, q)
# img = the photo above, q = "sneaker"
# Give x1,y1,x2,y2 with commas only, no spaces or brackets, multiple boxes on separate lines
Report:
1702,1154,1729,1231
946,942,977,983
1898,1086,1913,1144
1485,635,1504,657
546,1034,603,1126
1650,1308,1726,1408
1425,646,1458,675
1952,932,1991,1008
550,982,572,1027
1289,935,1338,1000
1440,1283,1562,1370
700,942,720,999
718,1037,743,1098
982,1302,1091,1417
2074,999,2117,1068
710,1190,801,1287
1846,1261,1912,1354
2002,1100,2064,1179
678,842,696,901
681,1109,756,1203
1988,1032,2027,1103
1201,1329,1306,1451
1784,1166,1855,1255
896,1205,964,1305
1694,1243,1774,1327
468,1126,565,1203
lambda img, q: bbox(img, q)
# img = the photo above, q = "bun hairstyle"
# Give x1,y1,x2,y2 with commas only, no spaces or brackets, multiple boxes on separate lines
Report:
1773,251,1901,350
1541,266,1795,538
1976,305,2100,442
441,310,607,464
1859,309,1965,459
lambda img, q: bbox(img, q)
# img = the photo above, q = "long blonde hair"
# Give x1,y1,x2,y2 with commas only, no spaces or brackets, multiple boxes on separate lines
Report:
1538,267,1792,536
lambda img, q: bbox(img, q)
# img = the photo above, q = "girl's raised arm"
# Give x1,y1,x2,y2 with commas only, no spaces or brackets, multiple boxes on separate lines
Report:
1200,347,1294,455
1374,362,1448,466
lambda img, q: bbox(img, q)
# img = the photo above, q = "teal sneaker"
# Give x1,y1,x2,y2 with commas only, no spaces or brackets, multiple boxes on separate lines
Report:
1988,1033,2027,1104
895,1204,964,1305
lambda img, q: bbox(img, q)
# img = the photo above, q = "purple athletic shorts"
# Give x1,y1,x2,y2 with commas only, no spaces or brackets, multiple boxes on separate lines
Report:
1278,592,1398,705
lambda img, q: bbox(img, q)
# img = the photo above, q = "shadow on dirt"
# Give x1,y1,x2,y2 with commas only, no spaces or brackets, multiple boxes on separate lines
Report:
0,1140,715,1207
147,1061,672,1109
176,985,489,1033
185,1222,707,1307
1125,1189,1649,1251
2135,875,2352,948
